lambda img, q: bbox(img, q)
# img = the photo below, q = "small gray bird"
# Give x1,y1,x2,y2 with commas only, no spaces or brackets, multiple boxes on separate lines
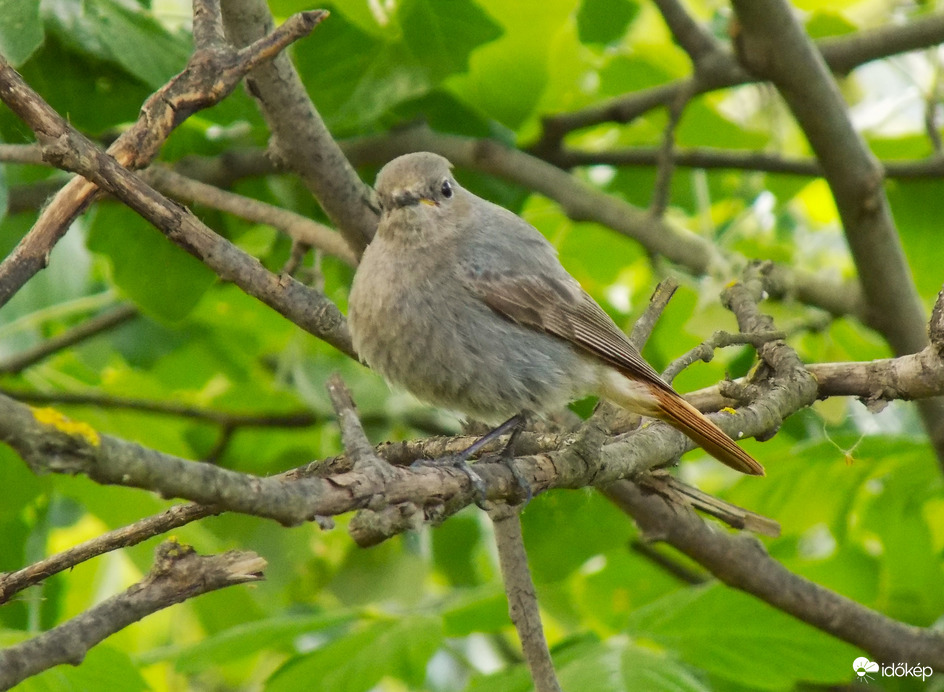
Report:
348,152,764,477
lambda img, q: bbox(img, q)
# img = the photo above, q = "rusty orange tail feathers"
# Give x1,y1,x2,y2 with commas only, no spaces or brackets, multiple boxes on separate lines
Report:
651,387,765,476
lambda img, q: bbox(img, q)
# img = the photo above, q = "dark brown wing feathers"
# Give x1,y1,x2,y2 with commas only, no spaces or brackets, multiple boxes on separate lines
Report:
471,273,765,476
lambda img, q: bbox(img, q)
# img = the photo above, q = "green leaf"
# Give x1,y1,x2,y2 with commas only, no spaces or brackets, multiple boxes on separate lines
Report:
446,0,575,130
441,588,509,636
576,0,639,45
4,35,152,137
521,488,634,584
399,0,503,82
557,639,710,692
294,9,430,133
805,11,858,39
470,638,709,692
432,510,488,586
627,583,861,689
886,179,944,302
18,643,148,692
0,0,43,66
171,611,356,673
860,451,944,624
0,446,43,520
266,615,443,692
41,0,190,88
86,204,216,322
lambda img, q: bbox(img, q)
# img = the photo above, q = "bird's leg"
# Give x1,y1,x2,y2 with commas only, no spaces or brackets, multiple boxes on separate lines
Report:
470,413,532,506
412,414,528,509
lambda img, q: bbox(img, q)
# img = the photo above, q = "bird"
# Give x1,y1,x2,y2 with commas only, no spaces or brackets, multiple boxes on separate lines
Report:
347,152,764,487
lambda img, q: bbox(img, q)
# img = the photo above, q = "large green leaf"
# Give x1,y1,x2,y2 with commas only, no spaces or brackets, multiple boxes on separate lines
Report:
441,587,509,636
266,615,443,692
626,583,861,689
446,0,574,130
42,0,190,88
86,203,217,322
521,488,635,584
469,637,710,692
170,611,356,673
399,0,503,83
294,2,499,134
17,643,148,692
557,639,710,692
0,0,43,66
885,179,944,302
3,35,151,137
576,0,640,46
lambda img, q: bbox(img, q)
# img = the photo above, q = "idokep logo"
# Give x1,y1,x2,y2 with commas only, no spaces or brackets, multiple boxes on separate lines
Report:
853,657,934,684
853,657,879,682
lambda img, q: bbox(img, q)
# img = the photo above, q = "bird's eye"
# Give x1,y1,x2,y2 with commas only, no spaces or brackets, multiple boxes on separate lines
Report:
440,180,453,198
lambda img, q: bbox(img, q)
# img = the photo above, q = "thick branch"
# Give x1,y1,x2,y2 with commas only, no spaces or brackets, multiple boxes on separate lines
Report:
0,541,265,690
605,483,944,668
730,0,944,466
221,0,378,254
0,63,354,357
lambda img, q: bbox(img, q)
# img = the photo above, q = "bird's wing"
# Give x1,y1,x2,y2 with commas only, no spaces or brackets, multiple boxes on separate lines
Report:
465,271,765,476
464,271,671,392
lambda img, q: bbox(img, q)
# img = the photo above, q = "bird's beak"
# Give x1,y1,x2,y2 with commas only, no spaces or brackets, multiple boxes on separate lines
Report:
419,198,438,207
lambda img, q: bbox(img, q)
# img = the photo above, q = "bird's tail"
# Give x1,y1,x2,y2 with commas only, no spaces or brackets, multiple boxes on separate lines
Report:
651,386,765,476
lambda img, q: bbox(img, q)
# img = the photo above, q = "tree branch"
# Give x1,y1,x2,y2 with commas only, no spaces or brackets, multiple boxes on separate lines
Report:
0,304,138,375
730,0,944,467
0,505,218,605
0,4,328,308
146,166,357,266
0,541,265,689
489,504,561,692
221,0,378,254
343,125,866,321
534,11,944,149
604,482,944,668
0,57,355,358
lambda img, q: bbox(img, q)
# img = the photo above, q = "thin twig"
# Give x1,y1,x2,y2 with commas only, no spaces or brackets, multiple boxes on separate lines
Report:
0,304,139,375
146,166,357,266
630,279,680,351
629,540,708,585
661,329,786,384
0,505,218,605
636,471,780,537
649,84,693,219
0,387,320,428
325,373,393,475
489,504,561,692
533,12,944,149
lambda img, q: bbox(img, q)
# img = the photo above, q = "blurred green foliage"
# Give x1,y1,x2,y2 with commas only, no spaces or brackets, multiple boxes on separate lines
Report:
1,1,942,690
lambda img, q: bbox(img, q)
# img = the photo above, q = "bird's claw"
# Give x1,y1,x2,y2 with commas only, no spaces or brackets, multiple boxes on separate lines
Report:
412,455,488,509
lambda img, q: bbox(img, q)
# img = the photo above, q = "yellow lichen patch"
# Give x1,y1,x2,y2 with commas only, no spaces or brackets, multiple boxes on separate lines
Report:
720,407,738,415
31,407,101,446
